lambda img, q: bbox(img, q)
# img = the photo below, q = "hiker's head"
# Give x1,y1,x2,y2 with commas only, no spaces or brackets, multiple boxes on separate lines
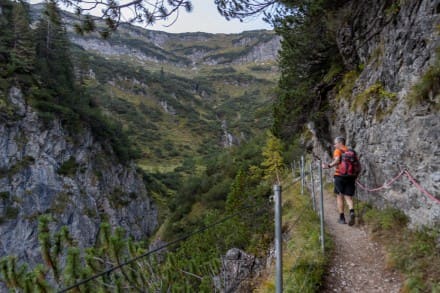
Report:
334,136,345,148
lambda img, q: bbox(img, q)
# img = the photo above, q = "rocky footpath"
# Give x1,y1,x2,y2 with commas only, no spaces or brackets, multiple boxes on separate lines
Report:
0,88,157,266
313,0,440,227
320,190,403,292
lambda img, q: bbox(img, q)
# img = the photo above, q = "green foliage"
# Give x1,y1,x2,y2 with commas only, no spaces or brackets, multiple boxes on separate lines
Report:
362,205,440,292
9,1,35,84
28,22,87,141
0,191,9,200
272,0,341,141
336,70,359,100
1,208,271,292
261,131,284,184
284,184,327,292
34,0,74,99
32,100,80,127
108,187,131,208
57,157,79,177
394,227,440,292
364,207,408,231
0,256,29,290
0,156,35,179
249,64,273,72
211,66,236,74
162,135,272,271
385,1,401,17
323,62,343,83
407,50,440,111
0,0,140,164
4,206,19,219
260,180,328,292
0,191,19,223
352,82,397,120
0,0,35,89
63,27,277,169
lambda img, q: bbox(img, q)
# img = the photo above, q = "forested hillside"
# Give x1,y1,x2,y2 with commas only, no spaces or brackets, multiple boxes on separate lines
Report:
0,0,280,291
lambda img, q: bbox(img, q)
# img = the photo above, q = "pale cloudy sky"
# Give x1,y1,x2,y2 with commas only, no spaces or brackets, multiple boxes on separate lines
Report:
30,0,272,34
148,0,272,34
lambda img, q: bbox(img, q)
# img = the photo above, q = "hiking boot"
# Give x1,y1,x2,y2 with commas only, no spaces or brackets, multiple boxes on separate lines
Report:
338,218,346,224
348,213,355,226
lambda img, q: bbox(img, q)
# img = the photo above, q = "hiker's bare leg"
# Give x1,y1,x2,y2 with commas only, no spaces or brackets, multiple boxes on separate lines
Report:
344,195,354,210
337,194,344,214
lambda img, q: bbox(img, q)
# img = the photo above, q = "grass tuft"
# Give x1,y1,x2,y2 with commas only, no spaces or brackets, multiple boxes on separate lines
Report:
352,83,397,120
362,204,440,292
336,70,359,101
406,50,440,111
255,177,329,292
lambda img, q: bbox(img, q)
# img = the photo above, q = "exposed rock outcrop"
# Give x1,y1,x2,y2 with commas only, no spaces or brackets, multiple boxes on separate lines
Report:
0,88,158,266
214,248,263,292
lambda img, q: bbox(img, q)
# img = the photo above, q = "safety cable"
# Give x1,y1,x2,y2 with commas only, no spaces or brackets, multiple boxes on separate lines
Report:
355,169,439,204
355,170,406,192
58,202,271,293
404,170,440,204
297,156,438,205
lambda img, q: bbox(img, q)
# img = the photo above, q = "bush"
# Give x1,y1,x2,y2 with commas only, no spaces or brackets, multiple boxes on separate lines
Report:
362,205,439,292
364,207,408,231
57,157,78,177
407,51,440,110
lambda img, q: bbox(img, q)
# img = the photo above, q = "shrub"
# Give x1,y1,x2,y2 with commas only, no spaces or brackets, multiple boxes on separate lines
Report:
407,51,440,110
364,207,408,231
336,70,359,100
0,192,10,200
57,158,78,177
362,205,439,292
2,156,35,178
352,83,397,118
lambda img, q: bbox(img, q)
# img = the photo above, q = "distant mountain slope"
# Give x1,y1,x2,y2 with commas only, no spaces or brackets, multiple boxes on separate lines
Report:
29,4,281,170
31,3,280,66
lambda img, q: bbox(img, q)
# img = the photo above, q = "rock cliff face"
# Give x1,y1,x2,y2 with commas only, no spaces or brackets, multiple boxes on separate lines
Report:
314,0,440,226
28,3,280,67
0,88,157,265
69,29,280,66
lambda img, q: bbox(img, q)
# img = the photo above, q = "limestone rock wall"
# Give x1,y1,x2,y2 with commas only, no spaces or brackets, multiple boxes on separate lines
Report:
0,88,158,266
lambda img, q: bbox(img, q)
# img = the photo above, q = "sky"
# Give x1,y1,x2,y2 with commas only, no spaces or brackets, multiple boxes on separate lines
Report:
30,0,272,34
148,0,273,34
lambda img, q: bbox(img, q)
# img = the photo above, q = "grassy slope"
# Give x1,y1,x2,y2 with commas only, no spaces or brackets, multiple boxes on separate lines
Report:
255,175,329,292
70,30,279,170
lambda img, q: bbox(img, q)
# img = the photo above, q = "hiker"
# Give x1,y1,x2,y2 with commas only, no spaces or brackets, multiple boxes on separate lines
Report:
322,136,356,226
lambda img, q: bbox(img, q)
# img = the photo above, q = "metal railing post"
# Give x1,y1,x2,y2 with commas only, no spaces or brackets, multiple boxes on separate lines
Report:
301,156,304,195
319,160,325,254
291,162,295,181
310,163,316,211
274,184,283,293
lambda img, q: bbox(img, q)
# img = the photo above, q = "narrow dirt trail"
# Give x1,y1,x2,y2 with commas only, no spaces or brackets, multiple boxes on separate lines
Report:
320,191,403,292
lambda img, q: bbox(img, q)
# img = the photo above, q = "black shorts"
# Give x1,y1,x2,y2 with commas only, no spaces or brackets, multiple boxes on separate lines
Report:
334,176,356,196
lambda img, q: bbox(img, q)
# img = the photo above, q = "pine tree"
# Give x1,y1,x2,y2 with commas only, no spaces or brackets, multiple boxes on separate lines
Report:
261,131,284,184
226,168,247,211
34,0,75,101
9,0,35,83
0,0,14,81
